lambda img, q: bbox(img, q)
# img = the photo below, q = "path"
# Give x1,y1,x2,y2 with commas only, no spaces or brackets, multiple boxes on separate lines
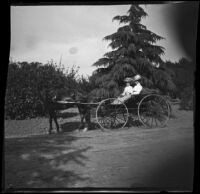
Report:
4,106,194,191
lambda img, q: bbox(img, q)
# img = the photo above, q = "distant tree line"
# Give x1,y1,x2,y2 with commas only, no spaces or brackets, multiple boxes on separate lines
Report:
4,56,194,120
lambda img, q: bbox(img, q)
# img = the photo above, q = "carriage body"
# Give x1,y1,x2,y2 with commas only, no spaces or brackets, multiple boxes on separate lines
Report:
96,90,170,130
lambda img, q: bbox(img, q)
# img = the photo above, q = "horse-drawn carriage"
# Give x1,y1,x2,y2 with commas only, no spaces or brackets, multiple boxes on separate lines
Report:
96,92,170,130
57,89,171,131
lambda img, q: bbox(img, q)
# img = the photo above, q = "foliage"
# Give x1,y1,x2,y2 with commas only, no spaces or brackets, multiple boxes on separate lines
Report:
179,86,194,110
92,4,176,98
5,60,80,119
164,57,195,110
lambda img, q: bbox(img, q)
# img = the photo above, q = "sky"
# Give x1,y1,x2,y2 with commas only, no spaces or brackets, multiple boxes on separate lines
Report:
10,3,192,76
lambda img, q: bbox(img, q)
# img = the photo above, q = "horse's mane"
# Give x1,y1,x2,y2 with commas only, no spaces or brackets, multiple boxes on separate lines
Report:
72,88,94,103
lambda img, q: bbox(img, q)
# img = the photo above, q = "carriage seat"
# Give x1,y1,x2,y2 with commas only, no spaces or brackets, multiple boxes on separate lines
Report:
123,88,159,105
140,87,160,95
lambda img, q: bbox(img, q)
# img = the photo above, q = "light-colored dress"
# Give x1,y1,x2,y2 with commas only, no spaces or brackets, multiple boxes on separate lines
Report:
113,82,143,104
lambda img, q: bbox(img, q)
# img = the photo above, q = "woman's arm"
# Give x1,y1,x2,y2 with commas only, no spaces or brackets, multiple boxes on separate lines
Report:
131,84,142,95
121,88,127,96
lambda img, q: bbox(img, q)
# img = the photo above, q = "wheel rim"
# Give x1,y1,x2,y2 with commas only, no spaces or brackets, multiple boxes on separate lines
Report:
138,94,170,128
96,98,129,130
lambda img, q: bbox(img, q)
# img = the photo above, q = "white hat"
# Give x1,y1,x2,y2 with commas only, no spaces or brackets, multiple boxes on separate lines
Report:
124,77,134,82
132,74,141,82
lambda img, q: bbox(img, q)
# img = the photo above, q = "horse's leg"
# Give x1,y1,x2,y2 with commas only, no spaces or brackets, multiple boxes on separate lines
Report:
49,113,53,134
79,113,85,130
77,106,85,130
52,112,60,133
83,110,91,132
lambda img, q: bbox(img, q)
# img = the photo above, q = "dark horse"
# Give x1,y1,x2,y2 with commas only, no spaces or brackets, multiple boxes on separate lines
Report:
39,88,93,134
71,90,94,132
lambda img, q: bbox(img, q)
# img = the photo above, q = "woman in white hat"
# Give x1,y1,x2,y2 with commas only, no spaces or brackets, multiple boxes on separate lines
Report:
113,74,143,104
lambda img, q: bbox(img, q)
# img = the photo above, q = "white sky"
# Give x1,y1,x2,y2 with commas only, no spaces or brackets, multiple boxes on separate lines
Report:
10,4,189,76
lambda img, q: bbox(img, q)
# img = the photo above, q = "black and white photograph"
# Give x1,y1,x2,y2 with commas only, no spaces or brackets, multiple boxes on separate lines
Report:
4,1,198,192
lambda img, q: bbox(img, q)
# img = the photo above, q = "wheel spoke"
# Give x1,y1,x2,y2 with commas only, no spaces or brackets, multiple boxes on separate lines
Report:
115,105,124,112
150,116,153,127
142,114,151,124
96,98,128,130
145,117,151,127
138,94,170,128
152,116,157,127
113,118,123,127
122,112,127,121
154,117,158,127
111,117,117,128
140,110,152,126
115,116,125,124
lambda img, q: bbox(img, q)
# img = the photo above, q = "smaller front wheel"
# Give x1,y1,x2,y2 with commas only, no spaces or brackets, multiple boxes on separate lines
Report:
96,98,129,130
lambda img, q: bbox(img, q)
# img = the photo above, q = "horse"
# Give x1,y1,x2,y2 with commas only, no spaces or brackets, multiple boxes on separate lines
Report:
38,88,75,134
70,89,95,132
39,88,94,134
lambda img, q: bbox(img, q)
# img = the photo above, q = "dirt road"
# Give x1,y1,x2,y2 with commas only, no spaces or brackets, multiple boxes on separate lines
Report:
4,105,194,191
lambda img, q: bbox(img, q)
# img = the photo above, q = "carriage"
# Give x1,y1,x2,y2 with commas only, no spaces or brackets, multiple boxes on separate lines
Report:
95,91,171,130
57,89,171,131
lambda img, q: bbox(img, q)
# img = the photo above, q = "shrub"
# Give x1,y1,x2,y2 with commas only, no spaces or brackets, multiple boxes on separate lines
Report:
179,86,194,110
5,60,79,119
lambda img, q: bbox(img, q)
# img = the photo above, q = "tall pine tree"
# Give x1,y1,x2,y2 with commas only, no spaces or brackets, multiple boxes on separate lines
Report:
91,4,176,98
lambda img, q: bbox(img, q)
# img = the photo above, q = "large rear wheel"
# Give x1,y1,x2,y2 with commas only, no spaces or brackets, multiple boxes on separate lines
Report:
138,94,170,128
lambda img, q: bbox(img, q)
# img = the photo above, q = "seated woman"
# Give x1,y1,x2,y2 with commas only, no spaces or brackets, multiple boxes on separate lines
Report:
113,74,143,104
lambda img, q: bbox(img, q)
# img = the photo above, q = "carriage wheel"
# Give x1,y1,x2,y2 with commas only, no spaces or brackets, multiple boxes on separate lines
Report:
138,94,170,128
96,98,129,131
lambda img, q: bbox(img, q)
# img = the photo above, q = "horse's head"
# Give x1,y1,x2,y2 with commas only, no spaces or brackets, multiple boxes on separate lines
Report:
70,91,76,101
42,88,69,102
44,89,57,102
70,89,89,103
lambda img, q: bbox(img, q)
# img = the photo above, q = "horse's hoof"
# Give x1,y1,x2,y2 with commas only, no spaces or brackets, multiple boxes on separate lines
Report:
82,128,88,132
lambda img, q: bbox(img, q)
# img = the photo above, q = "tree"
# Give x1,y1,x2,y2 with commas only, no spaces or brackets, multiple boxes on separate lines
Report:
91,4,176,98
5,61,43,119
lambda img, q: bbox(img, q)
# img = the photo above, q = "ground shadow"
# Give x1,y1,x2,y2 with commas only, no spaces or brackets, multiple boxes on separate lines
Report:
60,121,100,133
169,114,178,119
4,134,92,190
60,122,80,132
57,112,78,119
88,122,101,131
125,116,143,128
130,149,194,191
